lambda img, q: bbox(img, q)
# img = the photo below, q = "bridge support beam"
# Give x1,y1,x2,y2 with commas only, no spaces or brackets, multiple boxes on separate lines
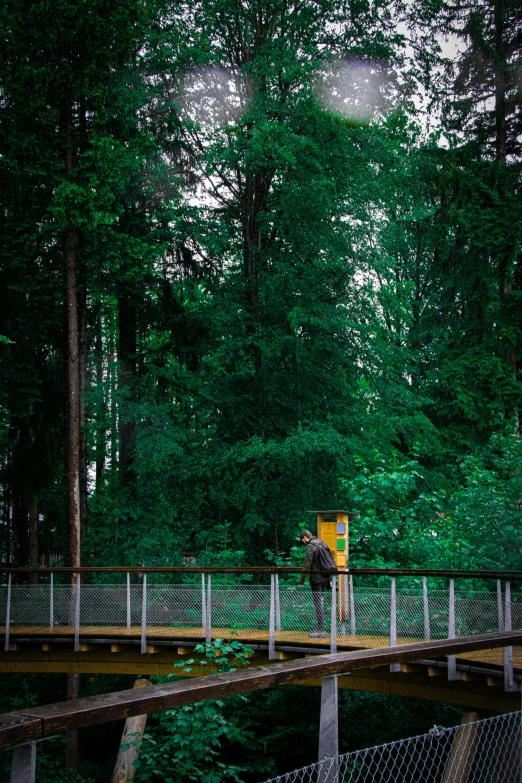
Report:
503,582,517,692
318,675,338,763
447,579,461,681
10,742,36,783
390,577,400,673
269,575,276,660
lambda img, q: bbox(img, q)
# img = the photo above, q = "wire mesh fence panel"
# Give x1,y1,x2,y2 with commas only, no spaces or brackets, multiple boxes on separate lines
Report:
0,584,521,638
146,585,202,627
262,712,522,783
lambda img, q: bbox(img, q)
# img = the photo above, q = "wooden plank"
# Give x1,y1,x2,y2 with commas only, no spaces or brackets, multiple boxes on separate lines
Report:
0,713,42,746
0,631,519,745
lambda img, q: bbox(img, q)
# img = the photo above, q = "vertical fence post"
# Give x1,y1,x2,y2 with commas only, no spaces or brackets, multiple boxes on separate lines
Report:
497,579,504,632
49,572,54,631
349,575,356,636
10,741,36,783
269,574,276,660
74,574,81,653
201,573,206,630
205,575,212,645
126,572,131,630
504,581,516,692
422,576,430,641
447,578,460,681
330,576,337,654
275,574,281,632
140,574,147,655
318,675,338,783
389,576,400,672
4,573,11,653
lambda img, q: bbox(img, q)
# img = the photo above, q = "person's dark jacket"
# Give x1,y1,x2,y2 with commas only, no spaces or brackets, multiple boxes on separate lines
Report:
299,537,332,586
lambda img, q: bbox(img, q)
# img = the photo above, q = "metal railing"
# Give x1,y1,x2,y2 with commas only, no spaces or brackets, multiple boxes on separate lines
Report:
2,570,521,666
263,711,522,783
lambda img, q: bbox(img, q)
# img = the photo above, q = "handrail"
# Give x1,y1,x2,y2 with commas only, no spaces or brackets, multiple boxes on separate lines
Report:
1,631,521,750
2,566,522,579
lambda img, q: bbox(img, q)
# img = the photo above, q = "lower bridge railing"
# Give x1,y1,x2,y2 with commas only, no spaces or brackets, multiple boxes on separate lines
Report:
1,632,521,783
263,711,522,783
2,567,522,660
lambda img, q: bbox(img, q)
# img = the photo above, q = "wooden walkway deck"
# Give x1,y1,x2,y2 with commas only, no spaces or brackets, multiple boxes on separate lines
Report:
3,624,522,668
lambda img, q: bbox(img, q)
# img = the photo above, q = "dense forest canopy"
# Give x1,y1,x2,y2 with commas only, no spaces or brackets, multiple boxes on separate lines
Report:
1,0,521,571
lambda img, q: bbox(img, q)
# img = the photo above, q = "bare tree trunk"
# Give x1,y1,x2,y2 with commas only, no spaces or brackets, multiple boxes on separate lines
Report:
29,495,38,584
94,303,106,489
65,673,81,770
79,286,88,544
118,290,137,485
65,100,81,772
65,101,80,573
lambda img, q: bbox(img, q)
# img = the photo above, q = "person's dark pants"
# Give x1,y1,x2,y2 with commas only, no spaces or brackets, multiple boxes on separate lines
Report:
311,581,329,631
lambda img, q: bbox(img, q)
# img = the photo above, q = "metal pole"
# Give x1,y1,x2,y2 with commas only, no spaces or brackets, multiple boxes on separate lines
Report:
10,742,36,783
74,574,81,653
126,572,131,630
201,573,206,630
275,573,281,632
318,675,338,783
349,575,355,636
390,576,400,672
422,576,430,640
330,576,337,654
447,577,460,681
205,574,211,645
504,581,516,692
140,574,147,655
497,579,504,632
49,572,54,631
4,573,11,653
269,574,276,660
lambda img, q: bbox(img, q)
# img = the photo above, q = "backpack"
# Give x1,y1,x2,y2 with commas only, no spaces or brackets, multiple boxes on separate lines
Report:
312,539,337,573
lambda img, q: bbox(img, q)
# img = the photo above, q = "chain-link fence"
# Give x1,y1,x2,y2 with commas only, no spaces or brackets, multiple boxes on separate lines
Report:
0,581,520,641
263,712,522,783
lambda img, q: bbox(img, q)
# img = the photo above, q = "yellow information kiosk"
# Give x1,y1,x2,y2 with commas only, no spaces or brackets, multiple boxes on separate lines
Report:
309,509,359,627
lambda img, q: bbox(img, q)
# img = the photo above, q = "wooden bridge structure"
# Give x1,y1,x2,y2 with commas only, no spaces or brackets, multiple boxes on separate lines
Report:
2,565,522,780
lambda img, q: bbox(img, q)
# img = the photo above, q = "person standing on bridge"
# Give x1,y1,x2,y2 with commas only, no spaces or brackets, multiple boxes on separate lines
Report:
297,530,336,638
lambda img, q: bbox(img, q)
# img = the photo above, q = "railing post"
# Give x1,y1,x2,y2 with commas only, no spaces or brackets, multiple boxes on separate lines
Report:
140,574,147,654
330,576,337,654
497,579,504,632
4,573,11,653
504,581,516,692
49,572,54,631
318,675,338,783
275,574,281,632
349,575,356,636
269,574,276,660
422,576,430,640
447,578,460,681
201,573,206,630
126,573,131,630
205,574,211,645
389,576,400,672
10,741,36,783
74,574,80,653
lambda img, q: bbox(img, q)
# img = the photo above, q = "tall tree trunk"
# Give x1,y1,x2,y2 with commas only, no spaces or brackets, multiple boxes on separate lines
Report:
95,303,106,489
65,672,81,769
118,290,137,484
79,286,88,544
65,102,80,572
65,100,81,771
29,495,38,584
10,419,29,566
